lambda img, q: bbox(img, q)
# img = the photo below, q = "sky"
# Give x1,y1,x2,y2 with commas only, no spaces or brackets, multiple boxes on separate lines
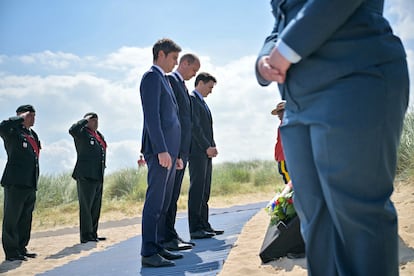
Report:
0,0,413,175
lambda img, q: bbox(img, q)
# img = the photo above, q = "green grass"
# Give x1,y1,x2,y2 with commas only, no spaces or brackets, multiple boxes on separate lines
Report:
0,160,282,229
0,110,413,230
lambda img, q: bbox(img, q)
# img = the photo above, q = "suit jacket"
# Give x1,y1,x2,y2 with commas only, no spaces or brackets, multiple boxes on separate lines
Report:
256,0,407,99
0,116,40,189
69,119,106,182
140,66,181,158
190,91,215,158
168,72,192,157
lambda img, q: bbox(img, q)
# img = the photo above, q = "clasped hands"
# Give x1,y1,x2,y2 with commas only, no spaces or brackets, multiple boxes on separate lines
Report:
158,152,184,170
206,147,218,158
258,47,291,84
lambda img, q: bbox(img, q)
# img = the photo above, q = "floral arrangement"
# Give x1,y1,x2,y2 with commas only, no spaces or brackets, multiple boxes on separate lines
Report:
266,190,297,226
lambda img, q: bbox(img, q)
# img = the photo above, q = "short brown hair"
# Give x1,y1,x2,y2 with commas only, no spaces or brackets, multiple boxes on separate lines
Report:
152,38,181,61
195,72,217,87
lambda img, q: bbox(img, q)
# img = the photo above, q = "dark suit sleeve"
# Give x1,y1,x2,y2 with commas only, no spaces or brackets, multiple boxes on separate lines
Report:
140,72,168,154
256,5,279,87
0,116,24,138
69,119,88,138
280,0,364,59
191,96,211,153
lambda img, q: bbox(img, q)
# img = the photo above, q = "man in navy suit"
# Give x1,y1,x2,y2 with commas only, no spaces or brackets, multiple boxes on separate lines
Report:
139,38,184,267
163,53,200,251
0,105,40,261
188,72,224,239
256,1,409,275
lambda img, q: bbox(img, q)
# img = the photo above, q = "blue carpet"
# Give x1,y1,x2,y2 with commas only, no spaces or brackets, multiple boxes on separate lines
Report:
38,202,266,276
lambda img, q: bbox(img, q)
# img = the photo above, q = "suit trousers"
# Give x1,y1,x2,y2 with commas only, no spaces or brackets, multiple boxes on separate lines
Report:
76,178,103,242
141,154,177,257
281,59,409,276
2,186,36,258
165,155,188,242
188,155,212,233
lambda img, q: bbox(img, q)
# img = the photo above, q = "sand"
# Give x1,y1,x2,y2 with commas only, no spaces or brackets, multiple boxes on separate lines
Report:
0,183,413,275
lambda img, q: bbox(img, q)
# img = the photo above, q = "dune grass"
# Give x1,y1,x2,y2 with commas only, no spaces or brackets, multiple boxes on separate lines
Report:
0,160,282,230
0,111,413,231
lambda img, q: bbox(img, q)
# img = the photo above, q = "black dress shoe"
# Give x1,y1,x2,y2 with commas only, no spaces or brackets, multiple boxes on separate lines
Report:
81,238,98,243
23,252,37,258
177,237,196,246
141,254,175,267
97,237,106,241
206,228,224,235
163,239,192,251
159,249,183,260
190,230,215,239
6,254,27,261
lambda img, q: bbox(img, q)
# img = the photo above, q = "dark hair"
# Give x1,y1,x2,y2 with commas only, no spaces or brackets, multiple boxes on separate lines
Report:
195,72,217,87
179,53,199,65
84,112,98,119
152,38,181,61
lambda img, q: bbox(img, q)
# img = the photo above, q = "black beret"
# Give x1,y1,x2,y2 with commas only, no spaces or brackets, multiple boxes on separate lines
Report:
84,112,98,119
16,104,35,114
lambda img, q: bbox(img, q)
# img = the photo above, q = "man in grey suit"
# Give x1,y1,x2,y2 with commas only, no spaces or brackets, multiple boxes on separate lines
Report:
256,1,409,275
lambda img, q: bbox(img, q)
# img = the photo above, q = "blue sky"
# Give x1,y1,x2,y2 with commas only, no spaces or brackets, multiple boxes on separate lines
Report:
0,0,413,175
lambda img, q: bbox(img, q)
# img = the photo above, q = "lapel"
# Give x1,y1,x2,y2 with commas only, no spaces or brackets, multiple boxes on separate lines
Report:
152,66,178,107
193,90,212,119
173,72,191,106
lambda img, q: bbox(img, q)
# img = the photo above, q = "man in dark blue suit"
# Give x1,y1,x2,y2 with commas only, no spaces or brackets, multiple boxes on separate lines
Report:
256,1,409,275
139,38,184,267
163,53,200,251
188,72,223,239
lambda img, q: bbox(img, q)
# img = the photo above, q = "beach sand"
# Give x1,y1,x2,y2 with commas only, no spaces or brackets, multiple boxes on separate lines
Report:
0,183,413,275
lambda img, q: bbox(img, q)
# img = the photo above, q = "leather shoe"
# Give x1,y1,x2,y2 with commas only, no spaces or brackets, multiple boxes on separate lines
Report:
23,252,37,258
190,230,215,239
206,228,224,235
159,248,183,260
163,239,192,251
81,238,98,243
97,237,106,241
6,254,27,261
141,254,175,267
177,237,195,246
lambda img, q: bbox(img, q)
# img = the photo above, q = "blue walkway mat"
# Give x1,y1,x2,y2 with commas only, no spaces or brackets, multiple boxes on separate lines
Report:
38,202,266,276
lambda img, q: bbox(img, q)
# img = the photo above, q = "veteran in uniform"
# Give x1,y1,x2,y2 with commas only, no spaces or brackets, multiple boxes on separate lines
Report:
0,104,40,261
69,112,107,244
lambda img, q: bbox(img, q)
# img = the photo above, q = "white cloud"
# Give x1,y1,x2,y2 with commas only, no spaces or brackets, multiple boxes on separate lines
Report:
385,0,414,41
19,50,81,69
1,1,413,176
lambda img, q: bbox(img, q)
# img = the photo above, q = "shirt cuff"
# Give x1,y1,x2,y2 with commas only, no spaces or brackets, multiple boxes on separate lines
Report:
276,40,301,63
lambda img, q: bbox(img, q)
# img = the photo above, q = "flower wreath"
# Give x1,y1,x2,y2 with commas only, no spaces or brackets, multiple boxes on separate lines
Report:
265,190,297,226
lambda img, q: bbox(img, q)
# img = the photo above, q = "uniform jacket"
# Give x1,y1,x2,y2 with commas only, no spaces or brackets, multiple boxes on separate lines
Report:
168,72,192,157
69,119,106,182
190,91,215,157
256,0,407,104
140,66,181,158
0,116,40,189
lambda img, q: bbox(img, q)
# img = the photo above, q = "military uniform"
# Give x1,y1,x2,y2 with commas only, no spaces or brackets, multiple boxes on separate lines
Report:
0,105,40,260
